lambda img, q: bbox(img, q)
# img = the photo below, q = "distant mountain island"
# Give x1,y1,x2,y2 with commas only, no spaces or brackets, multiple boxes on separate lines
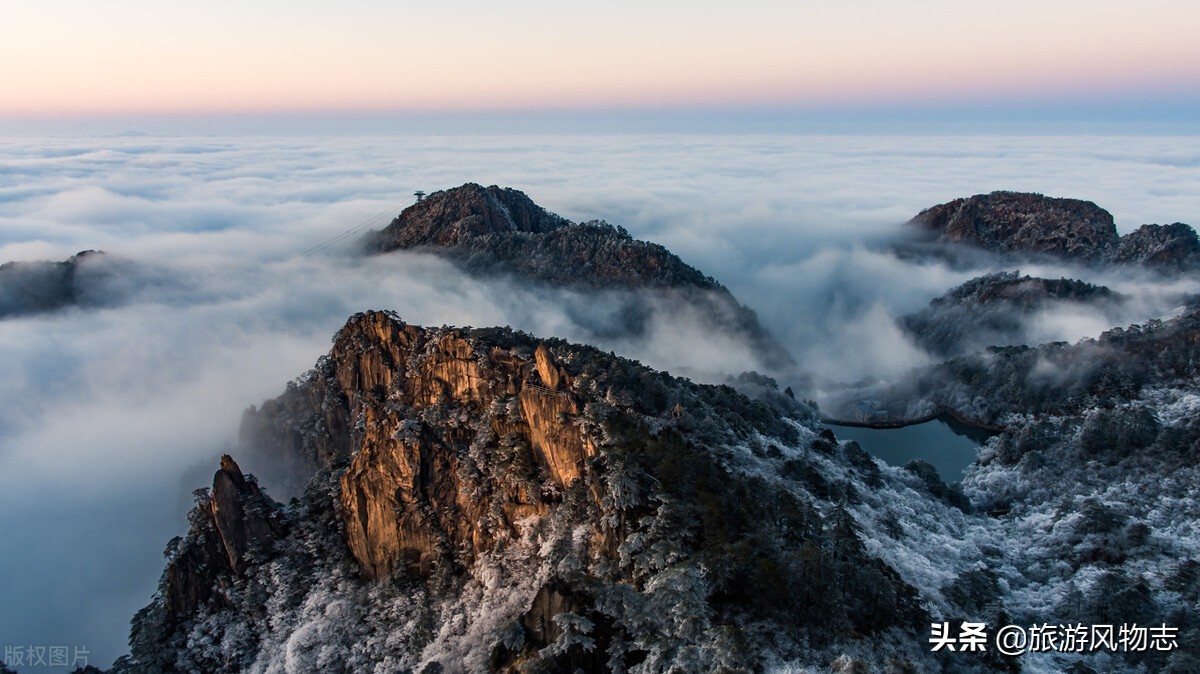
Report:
911,190,1200,270
362,183,794,370
0,249,106,318
363,184,716,290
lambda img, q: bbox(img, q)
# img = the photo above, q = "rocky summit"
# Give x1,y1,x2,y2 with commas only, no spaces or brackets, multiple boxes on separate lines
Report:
116,311,943,673
910,191,1118,260
1112,222,1200,270
361,182,794,370
910,191,1200,270
362,183,715,290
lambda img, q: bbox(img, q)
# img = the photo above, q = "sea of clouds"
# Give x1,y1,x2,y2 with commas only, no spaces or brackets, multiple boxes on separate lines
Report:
2,133,1199,668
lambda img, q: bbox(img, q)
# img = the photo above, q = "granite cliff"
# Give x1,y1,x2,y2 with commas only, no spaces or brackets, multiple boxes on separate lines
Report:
116,311,946,673
125,309,1200,672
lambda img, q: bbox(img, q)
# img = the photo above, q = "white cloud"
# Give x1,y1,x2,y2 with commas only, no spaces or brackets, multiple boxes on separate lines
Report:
1,133,1199,666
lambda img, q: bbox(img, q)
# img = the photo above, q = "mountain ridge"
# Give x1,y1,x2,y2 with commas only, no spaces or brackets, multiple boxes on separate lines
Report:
910,191,1200,270
360,183,794,371
362,183,720,291
115,311,935,673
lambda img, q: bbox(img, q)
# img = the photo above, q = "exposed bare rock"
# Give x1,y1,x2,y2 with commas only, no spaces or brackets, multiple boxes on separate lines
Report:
340,420,465,579
127,310,931,673
235,315,427,490
365,183,568,251
362,183,711,290
242,311,606,579
910,191,1118,261
1112,222,1200,270
305,312,599,579
533,342,562,391
161,502,229,624
159,455,283,623
210,455,284,574
909,191,1200,271
360,183,795,370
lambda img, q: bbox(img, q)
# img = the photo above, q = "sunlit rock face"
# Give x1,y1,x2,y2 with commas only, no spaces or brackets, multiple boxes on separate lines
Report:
124,311,934,673
210,454,285,574
332,318,594,581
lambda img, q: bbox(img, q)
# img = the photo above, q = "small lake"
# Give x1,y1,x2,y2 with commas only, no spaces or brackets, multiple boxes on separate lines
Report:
823,418,987,483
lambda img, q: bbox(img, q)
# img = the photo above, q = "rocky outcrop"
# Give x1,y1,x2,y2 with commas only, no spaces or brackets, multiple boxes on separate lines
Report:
910,191,1200,270
362,183,712,291
911,191,1118,260
1112,222,1200,270
365,183,568,251
842,299,1200,427
360,183,795,370
244,312,607,580
900,271,1124,357
293,315,611,581
127,311,928,673
161,504,229,624
160,456,283,623
0,250,105,318
210,455,284,574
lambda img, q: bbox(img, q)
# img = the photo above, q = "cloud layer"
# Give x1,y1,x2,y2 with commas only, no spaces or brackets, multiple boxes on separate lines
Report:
2,134,1199,667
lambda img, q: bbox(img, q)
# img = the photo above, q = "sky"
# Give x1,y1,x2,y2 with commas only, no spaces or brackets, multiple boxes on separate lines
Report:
2,0,1199,133
2,135,1200,667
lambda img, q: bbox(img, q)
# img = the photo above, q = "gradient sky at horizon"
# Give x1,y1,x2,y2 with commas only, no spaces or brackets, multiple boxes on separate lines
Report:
3,0,1198,132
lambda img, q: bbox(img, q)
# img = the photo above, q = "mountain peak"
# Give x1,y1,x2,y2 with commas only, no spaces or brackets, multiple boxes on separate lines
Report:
910,191,1200,270
365,183,569,251
127,311,926,672
362,182,714,290
356,184,796,370
910,191,1118,260
1113,222,1200,270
